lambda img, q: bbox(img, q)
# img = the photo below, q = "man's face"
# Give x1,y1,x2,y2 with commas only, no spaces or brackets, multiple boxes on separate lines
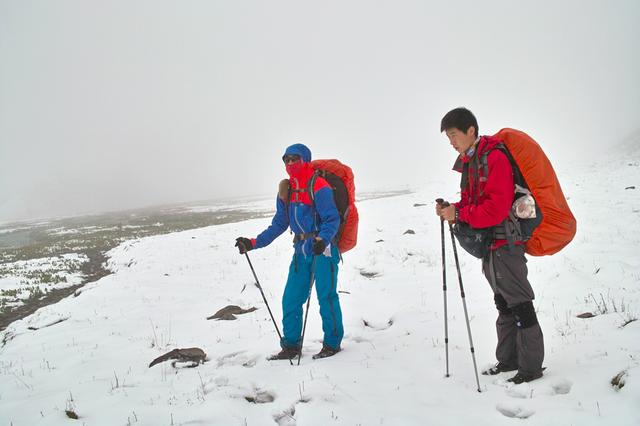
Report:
445,127,476,155
283,154,304,176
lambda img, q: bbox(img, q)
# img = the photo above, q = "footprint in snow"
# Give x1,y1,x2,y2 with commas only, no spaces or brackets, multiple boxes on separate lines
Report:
504,377,572,399
363,318,394,330
273,405,297,425
244,389,276,404
496,402,535,419
348,335,373,344
359,269,382,279
216,350,260,368
506,383,533,399
549,378,573,395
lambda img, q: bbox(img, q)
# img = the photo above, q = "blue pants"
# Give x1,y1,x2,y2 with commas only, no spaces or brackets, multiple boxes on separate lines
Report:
281,245,344,350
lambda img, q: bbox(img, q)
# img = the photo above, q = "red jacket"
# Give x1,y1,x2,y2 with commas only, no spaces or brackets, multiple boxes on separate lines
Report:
453,136,515,248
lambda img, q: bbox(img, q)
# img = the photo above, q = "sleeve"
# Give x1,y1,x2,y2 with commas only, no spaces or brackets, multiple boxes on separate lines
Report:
313,185,340,244
457,150,514,228
254,196,290,249
454,187,469,210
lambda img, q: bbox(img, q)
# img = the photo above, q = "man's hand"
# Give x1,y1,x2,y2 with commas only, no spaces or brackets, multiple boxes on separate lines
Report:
438,205,457,223
235,237,253,254
312,237,327,255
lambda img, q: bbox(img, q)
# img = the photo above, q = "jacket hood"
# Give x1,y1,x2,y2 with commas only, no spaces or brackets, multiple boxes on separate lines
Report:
283,143,312,163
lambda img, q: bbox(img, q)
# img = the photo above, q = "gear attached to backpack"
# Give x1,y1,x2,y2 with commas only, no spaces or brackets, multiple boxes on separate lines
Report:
279,159,359,254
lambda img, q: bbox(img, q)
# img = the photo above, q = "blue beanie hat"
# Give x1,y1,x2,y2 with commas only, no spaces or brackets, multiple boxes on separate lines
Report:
283,143,312,163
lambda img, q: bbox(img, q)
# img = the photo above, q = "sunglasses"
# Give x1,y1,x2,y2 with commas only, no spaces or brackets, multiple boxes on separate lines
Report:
282,154,302,164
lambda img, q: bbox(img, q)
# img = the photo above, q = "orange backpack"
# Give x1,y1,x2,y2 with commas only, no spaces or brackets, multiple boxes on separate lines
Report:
309,159,359,253
493,128,576,256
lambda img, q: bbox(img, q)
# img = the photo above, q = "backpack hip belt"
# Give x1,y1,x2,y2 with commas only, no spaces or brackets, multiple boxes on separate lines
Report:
293,232,318,244
493,212,524,242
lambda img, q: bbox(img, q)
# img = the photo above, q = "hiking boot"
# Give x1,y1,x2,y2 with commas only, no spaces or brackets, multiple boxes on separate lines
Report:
267,347,300,361
507,370,543,384
482,362,518,376
312,344,341,360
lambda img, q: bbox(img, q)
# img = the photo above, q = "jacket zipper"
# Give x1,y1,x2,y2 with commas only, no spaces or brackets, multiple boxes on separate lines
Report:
292,177,308,257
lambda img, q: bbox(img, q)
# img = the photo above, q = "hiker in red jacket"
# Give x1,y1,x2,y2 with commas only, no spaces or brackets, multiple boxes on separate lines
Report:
436,107,545,384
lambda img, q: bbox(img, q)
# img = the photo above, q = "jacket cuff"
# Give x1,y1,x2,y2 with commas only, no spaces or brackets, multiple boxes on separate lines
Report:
457,206,469,224
250,238,257,248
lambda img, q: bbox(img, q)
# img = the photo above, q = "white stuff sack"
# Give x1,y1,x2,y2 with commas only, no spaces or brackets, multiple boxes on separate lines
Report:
513,185,537,219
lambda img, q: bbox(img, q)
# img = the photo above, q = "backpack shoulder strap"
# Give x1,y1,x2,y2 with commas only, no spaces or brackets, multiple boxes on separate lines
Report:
491,142,527,189
278,179,291,210
307,171,320,205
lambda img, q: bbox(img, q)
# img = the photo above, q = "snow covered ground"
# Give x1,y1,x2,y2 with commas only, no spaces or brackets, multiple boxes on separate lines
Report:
0,253,88,310
1,151,639,425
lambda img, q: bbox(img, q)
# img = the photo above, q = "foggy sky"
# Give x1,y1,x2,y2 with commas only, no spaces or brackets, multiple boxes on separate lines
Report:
1,0,638,223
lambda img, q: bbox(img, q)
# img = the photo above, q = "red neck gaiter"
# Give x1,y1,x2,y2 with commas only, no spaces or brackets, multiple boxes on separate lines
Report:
286,162,315,188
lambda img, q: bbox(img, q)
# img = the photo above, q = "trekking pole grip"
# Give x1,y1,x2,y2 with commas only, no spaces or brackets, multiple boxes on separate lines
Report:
436,198,450,222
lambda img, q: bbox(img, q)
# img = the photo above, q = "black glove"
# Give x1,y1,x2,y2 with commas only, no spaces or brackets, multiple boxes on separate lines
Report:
312,238,327,255
235,237,253,254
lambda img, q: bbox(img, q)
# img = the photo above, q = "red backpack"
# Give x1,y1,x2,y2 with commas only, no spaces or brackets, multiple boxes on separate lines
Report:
309,159,359,253
493,128,577,256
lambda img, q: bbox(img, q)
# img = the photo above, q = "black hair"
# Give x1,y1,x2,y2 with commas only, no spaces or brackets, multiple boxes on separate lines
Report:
440,107,479,138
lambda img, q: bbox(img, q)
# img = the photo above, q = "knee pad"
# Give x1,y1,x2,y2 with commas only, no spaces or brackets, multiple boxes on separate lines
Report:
511,301,538,329
494,293,511,315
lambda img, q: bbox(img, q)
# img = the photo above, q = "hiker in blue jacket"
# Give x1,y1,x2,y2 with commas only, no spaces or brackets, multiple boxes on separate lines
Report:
235,143,344,360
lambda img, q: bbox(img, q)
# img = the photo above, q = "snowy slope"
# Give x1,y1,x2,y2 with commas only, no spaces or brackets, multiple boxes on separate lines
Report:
1,153,639,426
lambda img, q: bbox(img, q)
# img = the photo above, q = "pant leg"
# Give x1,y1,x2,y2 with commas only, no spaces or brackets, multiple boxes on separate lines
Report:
495,312,518,367
516,322,545,376
281,254,313,348
485,245,544,375
483,253,518,367
314,245,344,349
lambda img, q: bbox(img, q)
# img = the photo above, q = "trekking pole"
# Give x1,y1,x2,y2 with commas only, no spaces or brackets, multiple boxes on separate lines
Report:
441,202,482,393
298,255,318,366
244,252,293,366
436,198,450,378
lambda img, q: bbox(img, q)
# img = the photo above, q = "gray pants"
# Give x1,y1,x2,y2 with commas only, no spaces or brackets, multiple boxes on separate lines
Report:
482,245,544,376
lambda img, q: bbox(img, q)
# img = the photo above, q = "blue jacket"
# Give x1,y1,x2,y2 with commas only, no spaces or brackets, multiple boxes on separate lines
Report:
254,145,340,256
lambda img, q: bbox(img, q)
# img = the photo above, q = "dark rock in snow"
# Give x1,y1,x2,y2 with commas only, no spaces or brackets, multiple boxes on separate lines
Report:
611,370,627,390
403,229,415,235
576,312,596,319
207,305,258,320
149,347,207,368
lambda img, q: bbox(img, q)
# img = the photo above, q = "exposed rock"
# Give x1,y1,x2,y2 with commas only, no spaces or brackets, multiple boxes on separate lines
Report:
611,370,627,390
207,305,258,321
148,347,207,368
